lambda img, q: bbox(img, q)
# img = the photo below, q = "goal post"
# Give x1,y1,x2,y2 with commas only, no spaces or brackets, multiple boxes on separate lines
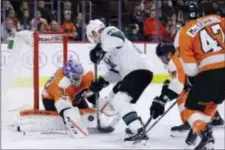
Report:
33,32,68,110
1,31,68,128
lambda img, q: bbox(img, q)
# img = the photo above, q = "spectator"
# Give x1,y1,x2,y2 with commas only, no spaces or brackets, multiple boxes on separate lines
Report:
20,10,31,30
18,1,32,20
74,13,85,40
125,23,143,41
31,10,48,31
1,18,17,41
62,1,75,23
38,0,51,23
7,10,20,31
131,3,144,34
63,1,72,11
144,9,169,42
165,13,181,41
174,0,185,25
49,20,62,32
4,0,14,15
61,11,78,40
144,0,155,11
212,1,225,16
160,0,174,25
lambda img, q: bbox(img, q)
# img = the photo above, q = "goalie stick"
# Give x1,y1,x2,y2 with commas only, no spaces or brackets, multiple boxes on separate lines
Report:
94,63,115,133
133,91,188,144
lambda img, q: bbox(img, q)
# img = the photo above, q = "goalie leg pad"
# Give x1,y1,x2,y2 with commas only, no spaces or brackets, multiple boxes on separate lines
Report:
63,107,89,138
55,99,89,137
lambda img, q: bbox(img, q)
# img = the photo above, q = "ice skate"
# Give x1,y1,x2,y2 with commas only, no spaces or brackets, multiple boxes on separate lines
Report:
170,122,191,137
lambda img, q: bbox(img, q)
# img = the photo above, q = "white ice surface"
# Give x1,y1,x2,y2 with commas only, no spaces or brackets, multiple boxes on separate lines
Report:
2,84,225,149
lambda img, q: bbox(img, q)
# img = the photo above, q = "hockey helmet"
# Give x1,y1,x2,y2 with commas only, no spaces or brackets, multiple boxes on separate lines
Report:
63,59,84,86
156,41,176,64
183,1,200,20
86,19,105,44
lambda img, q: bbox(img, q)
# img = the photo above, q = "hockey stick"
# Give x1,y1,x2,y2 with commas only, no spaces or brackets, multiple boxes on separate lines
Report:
94,63,114,133
134,91,188,144
146,91,188,133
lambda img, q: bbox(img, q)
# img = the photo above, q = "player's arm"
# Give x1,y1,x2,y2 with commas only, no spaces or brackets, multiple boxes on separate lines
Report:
166,55,186,97
72,71,97,105
176,30,199,76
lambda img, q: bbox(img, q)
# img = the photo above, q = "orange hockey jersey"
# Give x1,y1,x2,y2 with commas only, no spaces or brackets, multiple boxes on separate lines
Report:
174,15,225,76
41,68,94,103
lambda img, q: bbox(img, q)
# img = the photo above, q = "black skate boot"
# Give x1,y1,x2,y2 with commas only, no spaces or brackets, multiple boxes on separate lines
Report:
170,122,191,137
211,111,224,127
194,125,214,150
124,128,149,142
185,129,198,146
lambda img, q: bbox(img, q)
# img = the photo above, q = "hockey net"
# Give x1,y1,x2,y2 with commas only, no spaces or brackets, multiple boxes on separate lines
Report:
1,31,68,131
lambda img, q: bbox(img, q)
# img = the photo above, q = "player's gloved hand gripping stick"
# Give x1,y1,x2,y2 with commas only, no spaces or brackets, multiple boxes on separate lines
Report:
134,90,188,144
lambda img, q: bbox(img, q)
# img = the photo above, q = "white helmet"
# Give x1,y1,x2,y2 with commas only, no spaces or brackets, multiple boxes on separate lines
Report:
86,19,105,43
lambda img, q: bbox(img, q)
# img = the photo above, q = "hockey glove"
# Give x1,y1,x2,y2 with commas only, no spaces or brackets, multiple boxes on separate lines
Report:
89,76,109,93
161,80,178,101
72,89,89,105
89,43,106,64
150,96,167,119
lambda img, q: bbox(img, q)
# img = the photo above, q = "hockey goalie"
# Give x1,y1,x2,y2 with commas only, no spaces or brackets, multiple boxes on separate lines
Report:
39,59,120,137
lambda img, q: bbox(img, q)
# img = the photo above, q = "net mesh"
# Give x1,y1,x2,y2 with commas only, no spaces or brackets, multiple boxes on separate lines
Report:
1,31,67,126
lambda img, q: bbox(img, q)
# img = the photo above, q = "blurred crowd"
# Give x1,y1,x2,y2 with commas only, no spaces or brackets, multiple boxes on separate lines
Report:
1,0,225,42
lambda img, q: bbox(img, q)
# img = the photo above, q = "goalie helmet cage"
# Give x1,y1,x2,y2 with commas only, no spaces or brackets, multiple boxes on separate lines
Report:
1,31,68,127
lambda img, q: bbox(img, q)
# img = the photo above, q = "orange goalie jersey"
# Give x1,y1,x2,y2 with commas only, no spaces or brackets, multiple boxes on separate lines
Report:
41,68,94,106
174,14,225,76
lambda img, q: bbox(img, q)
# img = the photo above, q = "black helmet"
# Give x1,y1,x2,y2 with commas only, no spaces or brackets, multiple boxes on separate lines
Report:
183,1,199,20
156,41,176,57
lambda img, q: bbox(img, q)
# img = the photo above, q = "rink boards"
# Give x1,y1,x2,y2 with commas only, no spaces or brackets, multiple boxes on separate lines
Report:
1,42,169,88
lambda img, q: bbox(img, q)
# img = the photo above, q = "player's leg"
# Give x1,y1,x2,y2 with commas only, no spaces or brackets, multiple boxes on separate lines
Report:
170,91,191,136
109,70,153,142
42,98,57,111
183,68,225,149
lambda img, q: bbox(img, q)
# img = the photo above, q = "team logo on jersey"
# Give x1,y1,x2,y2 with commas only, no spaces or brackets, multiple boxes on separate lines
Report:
53,50,80,67
22,51,47,69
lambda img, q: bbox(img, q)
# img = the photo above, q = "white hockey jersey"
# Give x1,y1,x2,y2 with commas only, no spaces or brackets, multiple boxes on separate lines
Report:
100,26,152,82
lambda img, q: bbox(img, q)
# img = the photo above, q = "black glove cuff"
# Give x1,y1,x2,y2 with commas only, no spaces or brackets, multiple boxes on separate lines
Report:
160,88,178,102
98,76,110,88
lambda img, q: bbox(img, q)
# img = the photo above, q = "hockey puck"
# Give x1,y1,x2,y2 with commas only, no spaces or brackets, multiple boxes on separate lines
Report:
88,115,94,122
